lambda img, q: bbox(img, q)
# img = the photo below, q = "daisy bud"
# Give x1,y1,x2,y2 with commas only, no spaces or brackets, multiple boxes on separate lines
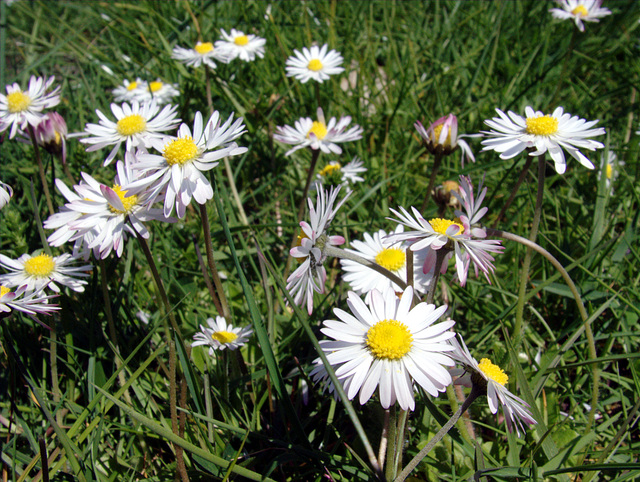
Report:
35,112,67,157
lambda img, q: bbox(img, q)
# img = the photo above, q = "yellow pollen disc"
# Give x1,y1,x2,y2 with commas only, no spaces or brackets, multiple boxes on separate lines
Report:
478,358,509,386
194,42,214,54
429,217,465,236
366,319,413,360
307,121,328,140
149,81,163,92
319,163,342,177
23,254,55,277
432,124,452,146
307,58,324,71
116,114,147,136
525,115,559,136
163,137,199,166
109,185,138,214
127,81,138,91
7,90,31,113
375,248,406,272
571,5,588,16
234,35,249,46
606,163,613,180
1,285,11,297
212,330,238,344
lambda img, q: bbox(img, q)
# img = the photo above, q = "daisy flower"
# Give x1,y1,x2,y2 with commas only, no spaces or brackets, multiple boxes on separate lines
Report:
549,0,612,32
215,28,266,62
481,106,605,174
141,80,180,105
287,186,349,315
0,285,59,316
0,181,13,210
34,112,68,164
449,334,537,435
171,41,230,69
311,286,456,411
285,44,344,83
274,107,363,157
132,110,247,218
314,157,367,189
192,316,253,354
415,114,477,166
0,75,61,139
112,78,147,103
79,100,181,166
598,151,624,194
0,252,91,293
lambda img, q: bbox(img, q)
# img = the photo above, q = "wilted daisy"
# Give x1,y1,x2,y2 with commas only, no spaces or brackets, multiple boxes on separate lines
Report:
112,78,147,102
215,28,266,62
415,114,476,166
481,106,605,174
311,287,456,411
0,181,13,210
449,334,537,435
274,107,363,156
172,41,229,69
80,100,180,166
0,252,91,293
549,0,611,32
192,316,253,354
599,151,624,194
287,186,349,315
132,110,247,218
0,75,61,139
286,44,344,83
35,112,68,163
313,157,367,190
0,285,59,316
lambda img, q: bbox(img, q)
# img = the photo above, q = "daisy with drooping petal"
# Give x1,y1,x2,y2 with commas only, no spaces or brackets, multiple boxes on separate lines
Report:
313,157,367,190
0,285,59,316
287,186,349,315
311,286,456,411
0,252,91,293
113,78,147,103
132,110,247,218
481,106,605,174
0,181,13,210
415,114,477,166
192,316,253,355
286,44,344,83
0,75,61,139
79,100,181,166
549,0,611,32
449,334,537,435
274,107,363,157
172,41,230,69
215,28,266,62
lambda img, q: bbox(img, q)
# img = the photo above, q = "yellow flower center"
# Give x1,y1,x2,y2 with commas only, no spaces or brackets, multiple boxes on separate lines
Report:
194,42,214,54
442,180,460,193
606,163,613,180
375,248,406,272
212,330,238,344
571,5,588,16
307,58,324,71
149,81,163,92
234,35,249,46
319,163,342,177
366,319,413,360
116,114,147,136
1,285,11,297
163,137,199,166
109,185,138,214
432,124,452,147
478,358,509,386
525,115,559,136
126,81,138,91
7,90,32,113
307,121,328,140
429,217,464,236
23,254,55,277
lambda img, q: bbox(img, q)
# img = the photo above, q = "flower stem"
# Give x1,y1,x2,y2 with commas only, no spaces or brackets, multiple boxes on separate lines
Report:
27,125,55,216
425,248,448,305
385,406,398,481
420,151,443,213
378,410,390,469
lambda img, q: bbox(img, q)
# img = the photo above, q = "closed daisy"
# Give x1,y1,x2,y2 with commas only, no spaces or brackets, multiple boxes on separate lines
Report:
481,106,605,174
286,44,344,83
0,285,59,316
415,114,476,166
312,287,456,411
549,0,611,32
216,28,266,62
172,41,230,69
192,316,253,354
0,252,91,293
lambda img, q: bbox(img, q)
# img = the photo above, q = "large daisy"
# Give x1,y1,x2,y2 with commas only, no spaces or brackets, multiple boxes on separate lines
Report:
215,28,266,62
285,44,344,83
549,0,611,32
172,41,230,69
0,252,91,293
192,316,253,355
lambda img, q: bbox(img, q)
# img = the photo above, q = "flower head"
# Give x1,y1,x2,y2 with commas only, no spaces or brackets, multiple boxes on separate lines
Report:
549,0,611,32
313,157,367,190
215,28,266,62
172,41,230,69
598,151,623,194
0,285,59,316
415,114,477,166
285,44,344,83
35,112,68,163
0,252,91,293
192,316,253,354
113,78,147,103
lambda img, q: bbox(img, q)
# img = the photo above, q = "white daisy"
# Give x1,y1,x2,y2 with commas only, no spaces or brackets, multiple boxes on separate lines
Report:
549,0,612,32
171,41,230,69
314,157,367,189
415,114,477,166
112,78,148,103
481,106,605,174
285,44,344,83
215,28,266,62
0,285,59,316
0,181,13,210
287,186,349,315
0,75,60,139
598,151,624,194
192,316,253,355
141,80,180,105
0,252,91,293
132,110,247,218
311,286,456,411
449,334,537,435
274,107,363,157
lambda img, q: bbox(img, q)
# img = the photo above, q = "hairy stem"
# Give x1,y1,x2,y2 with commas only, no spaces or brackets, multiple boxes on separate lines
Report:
199,203,231,320
420,150,443,212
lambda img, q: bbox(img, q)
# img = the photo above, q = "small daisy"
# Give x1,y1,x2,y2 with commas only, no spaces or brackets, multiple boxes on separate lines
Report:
0,252,91,293
172,41,230,69
481,106,605,174
112,78,148,103
0,285,59,316
141,80,180,105
34,112,68,164
314,157,367,189
311,287,456,411
274,107,363,157
0,181,13,210
215,28,266,62
598,151,624,194
449,334,537,435
0,75,60,139
549,0,612,32
132,110,247,218
192,316,253,354
287,186,349,315
285,44,344,83
415,114,477,166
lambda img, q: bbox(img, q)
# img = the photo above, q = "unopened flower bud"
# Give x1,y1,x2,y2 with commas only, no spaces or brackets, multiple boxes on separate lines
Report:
433,180,461,211
35,112,67,161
